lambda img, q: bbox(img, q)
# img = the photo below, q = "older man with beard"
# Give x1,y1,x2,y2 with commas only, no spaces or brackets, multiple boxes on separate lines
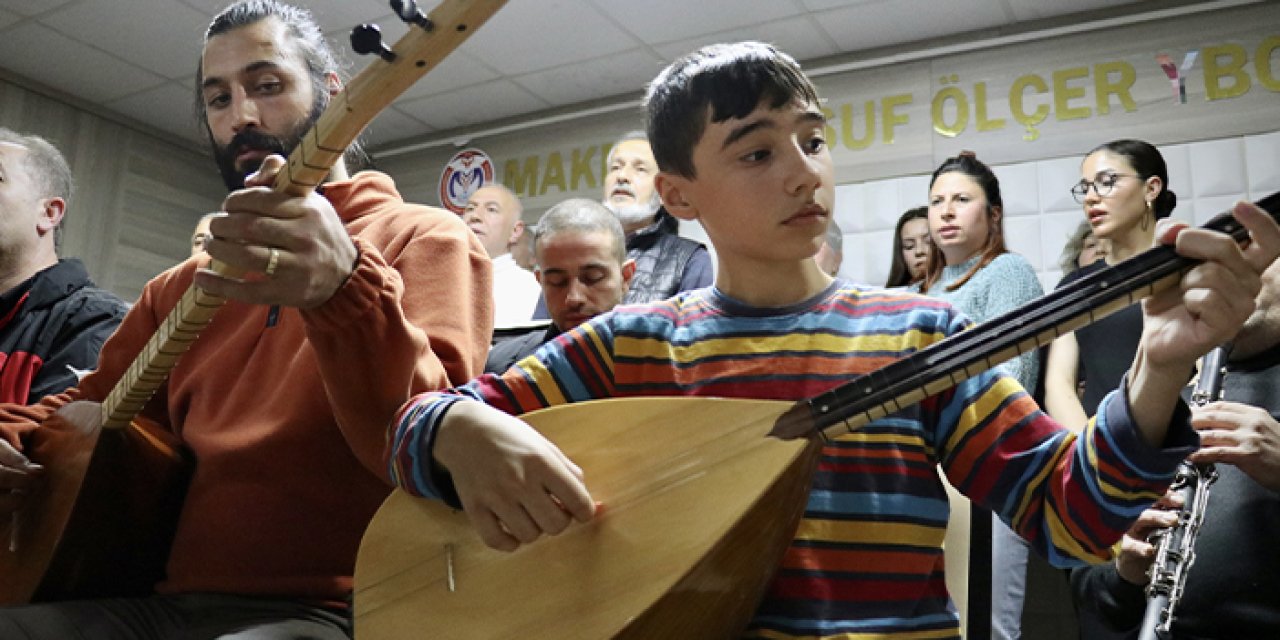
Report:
0,1,491,637
603,131,712,304
530,132,711,322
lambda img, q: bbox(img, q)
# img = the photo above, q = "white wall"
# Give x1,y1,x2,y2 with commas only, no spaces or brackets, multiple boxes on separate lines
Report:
833,129,1280,292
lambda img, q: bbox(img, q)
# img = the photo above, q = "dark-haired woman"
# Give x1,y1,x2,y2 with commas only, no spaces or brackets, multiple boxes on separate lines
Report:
1044,140,1176,431
916,153,1044,640
885,206,930,288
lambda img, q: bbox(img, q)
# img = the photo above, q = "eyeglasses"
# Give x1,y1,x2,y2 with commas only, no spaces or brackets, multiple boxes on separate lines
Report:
1070,172,1139,204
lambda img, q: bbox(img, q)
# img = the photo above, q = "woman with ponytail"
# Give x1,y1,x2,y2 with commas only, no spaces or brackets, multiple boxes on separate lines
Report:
1044,140,1178,431
916,151,1045,640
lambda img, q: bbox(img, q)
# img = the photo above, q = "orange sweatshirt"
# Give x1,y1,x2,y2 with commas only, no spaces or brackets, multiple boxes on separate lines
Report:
0,171,492,604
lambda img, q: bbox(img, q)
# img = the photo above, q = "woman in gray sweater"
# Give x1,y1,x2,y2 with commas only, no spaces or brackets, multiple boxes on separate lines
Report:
916,151,1045,640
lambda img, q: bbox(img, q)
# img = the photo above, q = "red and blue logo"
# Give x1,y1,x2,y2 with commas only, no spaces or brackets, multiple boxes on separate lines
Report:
438,148,495,214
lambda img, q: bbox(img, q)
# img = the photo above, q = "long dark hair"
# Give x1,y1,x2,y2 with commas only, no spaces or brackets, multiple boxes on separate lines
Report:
920,152,1007,293
885,206,928,288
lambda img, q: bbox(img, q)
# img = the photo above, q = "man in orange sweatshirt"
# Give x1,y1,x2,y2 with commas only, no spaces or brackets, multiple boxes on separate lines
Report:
0,2,492,638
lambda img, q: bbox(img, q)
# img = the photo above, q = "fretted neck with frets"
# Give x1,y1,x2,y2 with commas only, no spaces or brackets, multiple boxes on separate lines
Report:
98,0,509,430
773,191,1280,440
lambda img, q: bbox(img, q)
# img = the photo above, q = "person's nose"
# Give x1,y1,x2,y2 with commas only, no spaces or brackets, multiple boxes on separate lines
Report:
782,143,822,197
565,280,588,306
228,89,260,134
1083,183,1103,206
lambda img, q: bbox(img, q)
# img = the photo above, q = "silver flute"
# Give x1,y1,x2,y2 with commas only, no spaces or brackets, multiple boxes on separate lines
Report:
1137,345,1228,640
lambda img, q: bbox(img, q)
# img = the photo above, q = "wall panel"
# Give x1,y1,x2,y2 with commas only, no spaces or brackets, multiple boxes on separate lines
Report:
0,77,224,301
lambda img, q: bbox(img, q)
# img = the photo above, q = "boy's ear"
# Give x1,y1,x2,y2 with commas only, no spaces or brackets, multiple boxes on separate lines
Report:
655,172,696,221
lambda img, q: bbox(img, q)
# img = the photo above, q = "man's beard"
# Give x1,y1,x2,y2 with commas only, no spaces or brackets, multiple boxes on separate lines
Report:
210,100,324,191
604,196,661,229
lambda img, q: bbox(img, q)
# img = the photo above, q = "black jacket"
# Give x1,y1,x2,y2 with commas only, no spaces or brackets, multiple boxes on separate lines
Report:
485,324,560,374
622,208,710,305
1070,344,1280,639
0,259,128,404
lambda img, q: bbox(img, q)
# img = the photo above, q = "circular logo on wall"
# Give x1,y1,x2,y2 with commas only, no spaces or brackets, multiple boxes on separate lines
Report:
438,148,495,214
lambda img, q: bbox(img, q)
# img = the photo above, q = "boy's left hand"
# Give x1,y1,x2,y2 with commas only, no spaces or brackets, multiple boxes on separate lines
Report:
1141,202,1279,369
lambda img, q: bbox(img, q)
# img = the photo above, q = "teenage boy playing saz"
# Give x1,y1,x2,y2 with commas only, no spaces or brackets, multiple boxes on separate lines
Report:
385,42,1280,639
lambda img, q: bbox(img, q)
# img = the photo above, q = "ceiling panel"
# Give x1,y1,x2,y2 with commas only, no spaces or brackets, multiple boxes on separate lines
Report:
40,0,211,80
396,79,550,130
0,22,164,104
591,0,802,44
798,0,887,11
459,0,637,76
176,0,235,15
652,15,841,64
396,49,501,101
292,0,393,34
1003,0,1124,21
362,105,435,149
0,0,77,17
814,0,1009,51
514,47,663,107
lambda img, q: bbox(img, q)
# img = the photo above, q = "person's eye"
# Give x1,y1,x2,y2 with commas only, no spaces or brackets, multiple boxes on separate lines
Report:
206,93,229,109
805,135,826,153
742,149,770,163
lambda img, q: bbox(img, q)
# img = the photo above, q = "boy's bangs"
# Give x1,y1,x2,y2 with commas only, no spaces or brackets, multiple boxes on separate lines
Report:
699,55,820,124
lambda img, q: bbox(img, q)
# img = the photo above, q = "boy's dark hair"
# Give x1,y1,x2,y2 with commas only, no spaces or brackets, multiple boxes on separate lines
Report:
920,152,1008,293
1087,139,1176,219
644,41,820,179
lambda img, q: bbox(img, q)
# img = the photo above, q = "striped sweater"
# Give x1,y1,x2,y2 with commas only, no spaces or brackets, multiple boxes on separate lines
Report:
387,281,1193,639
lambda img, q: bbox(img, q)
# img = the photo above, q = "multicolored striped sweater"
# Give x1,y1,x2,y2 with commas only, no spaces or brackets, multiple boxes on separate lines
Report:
387,281,1193,639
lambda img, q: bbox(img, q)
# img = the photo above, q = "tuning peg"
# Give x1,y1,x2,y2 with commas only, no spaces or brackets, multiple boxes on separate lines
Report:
391,0,434,30
351,24,396,62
